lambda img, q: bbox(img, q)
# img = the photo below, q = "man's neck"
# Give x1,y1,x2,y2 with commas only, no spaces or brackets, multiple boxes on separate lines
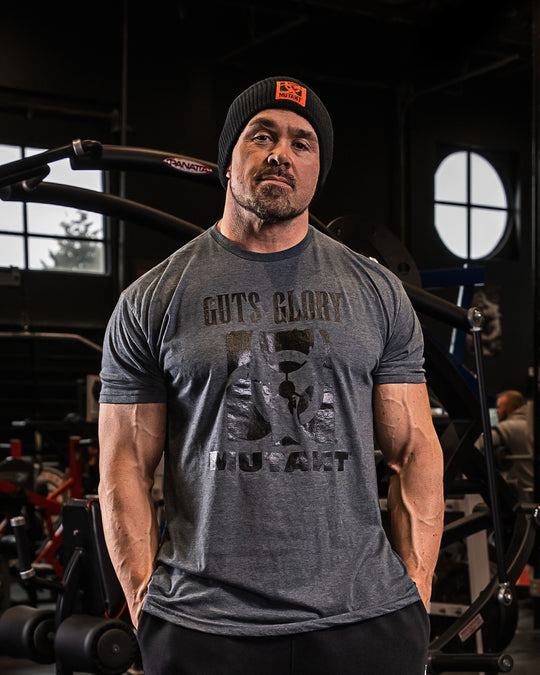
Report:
217,206,309,254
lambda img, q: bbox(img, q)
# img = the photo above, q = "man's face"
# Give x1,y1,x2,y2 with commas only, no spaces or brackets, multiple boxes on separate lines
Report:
226,109,320,224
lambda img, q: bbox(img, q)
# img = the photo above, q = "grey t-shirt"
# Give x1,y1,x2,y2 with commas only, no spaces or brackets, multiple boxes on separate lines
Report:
100,224,426,636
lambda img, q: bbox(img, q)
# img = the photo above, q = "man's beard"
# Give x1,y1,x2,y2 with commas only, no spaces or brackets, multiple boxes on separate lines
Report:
230,179,308,225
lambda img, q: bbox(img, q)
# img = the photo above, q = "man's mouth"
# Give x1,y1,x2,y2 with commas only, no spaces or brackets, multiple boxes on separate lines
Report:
257,171,295,188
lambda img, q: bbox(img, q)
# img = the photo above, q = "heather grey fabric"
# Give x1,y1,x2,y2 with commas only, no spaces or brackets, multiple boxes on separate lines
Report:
100,224,425,636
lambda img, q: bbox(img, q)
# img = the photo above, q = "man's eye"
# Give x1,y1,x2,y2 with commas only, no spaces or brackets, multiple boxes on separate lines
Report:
253,134,271,142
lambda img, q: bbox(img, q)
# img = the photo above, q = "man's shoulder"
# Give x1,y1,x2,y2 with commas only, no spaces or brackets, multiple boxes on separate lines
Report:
311,227,406,291
503,405,529,426
496,406,529,441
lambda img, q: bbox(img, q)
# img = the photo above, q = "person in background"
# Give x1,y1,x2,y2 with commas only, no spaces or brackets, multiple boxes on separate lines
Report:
98,75,444,675
476,389,534,498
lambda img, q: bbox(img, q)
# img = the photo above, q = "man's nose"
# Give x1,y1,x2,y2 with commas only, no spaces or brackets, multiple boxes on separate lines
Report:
268,144,290,165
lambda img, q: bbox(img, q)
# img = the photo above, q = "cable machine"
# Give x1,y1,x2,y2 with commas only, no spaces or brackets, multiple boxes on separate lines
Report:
0,140,538,674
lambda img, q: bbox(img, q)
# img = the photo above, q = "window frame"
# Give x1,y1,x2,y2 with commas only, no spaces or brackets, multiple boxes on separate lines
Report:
433,145,516,262
0,142,110,275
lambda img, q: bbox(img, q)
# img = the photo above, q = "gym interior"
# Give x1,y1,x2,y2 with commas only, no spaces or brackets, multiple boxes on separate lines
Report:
0,1,539,673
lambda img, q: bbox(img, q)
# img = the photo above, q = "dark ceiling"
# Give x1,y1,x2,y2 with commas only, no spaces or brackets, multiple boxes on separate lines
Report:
151,0,533,95
0,0,533,134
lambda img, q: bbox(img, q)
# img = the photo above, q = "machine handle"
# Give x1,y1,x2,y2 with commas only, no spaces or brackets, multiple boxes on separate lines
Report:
9,515,36,580
428,651,513,673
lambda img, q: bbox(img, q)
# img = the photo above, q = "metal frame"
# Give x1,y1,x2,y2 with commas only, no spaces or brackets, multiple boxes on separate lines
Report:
1,138,538,673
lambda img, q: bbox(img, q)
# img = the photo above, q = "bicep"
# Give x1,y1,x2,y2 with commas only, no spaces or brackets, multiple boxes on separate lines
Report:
373,382,439,471
98,402,166,481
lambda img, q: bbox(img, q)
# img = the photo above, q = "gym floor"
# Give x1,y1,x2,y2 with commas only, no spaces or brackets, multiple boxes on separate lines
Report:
0,596,539,674
504,599,540,674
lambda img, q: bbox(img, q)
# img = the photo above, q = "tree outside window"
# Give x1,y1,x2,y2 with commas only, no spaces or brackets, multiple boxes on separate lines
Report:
0,144,106,273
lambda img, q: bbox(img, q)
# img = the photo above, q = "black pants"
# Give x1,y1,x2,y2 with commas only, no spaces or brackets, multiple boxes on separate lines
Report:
137,601,430,675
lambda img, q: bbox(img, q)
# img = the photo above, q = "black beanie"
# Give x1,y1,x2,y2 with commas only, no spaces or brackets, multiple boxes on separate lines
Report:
218,75,333,191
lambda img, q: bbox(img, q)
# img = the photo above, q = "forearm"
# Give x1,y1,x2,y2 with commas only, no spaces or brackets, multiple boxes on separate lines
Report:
375,383,445,609
98,465,160,626
98,403,165,627
387,449,444,608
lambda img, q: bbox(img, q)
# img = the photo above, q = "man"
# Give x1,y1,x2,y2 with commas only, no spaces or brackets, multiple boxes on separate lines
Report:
98,75,444,675
476,389,533,498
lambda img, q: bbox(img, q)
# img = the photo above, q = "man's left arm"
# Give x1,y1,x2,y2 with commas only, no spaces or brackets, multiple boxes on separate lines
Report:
373,381,445,610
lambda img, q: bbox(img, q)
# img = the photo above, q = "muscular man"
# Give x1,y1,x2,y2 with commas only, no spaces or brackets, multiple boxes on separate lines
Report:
98,75,444,675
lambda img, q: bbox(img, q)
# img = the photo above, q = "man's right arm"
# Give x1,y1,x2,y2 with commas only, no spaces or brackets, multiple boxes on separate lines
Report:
98,402,166,627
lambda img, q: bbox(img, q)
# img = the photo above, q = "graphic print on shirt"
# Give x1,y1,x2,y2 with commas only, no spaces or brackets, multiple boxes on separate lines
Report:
227,326,334,442
203,287,349,473
209,326,349,473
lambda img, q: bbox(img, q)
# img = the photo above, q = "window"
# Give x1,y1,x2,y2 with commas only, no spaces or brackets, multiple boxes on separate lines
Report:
0,144,106,273
434,150,509,260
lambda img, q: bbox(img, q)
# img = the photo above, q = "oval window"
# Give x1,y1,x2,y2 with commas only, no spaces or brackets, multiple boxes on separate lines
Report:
434,151,508,260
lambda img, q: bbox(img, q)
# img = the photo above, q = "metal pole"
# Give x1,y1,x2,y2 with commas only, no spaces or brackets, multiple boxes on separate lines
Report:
531,0,540,630
469,310,512,605
117,0,129,294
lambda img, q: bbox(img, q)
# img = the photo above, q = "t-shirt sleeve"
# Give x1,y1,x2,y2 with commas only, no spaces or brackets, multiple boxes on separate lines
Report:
373,280,426,385
99,292,167,404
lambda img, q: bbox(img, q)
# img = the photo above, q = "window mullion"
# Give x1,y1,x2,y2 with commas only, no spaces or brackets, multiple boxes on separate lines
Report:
466,151,472,262
22,185,29,269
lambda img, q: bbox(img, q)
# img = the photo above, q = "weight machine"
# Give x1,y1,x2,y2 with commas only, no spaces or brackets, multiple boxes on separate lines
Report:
0,498,139,675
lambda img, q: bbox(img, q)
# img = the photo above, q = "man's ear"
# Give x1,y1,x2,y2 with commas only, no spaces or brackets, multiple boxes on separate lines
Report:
226,165,231,179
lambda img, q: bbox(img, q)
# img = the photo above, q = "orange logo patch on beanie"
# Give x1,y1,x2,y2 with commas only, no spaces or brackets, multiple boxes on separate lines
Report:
275,81,307,107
